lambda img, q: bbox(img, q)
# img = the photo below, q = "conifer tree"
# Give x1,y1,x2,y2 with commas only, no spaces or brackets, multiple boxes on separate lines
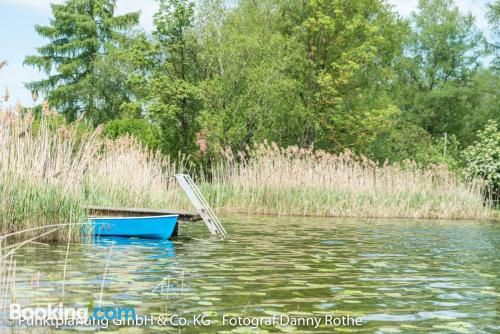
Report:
24,0,139,123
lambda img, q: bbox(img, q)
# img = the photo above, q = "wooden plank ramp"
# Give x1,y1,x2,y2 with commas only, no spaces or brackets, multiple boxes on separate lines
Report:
175,174,227,236
85,205,201,221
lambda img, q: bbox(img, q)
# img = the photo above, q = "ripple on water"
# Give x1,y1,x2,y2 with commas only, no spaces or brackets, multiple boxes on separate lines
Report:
9,216,500,333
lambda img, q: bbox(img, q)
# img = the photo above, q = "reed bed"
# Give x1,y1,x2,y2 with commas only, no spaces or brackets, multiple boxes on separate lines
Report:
84,137,191,210
0,114,98,242
0,113,491,243
207,143,489,219
0,115,189,242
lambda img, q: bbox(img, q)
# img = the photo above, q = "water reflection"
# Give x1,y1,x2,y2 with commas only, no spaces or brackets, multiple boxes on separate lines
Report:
92,236,176,259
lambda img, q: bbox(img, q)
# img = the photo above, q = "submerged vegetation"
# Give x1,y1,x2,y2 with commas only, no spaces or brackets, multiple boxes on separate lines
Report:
0,115,491,241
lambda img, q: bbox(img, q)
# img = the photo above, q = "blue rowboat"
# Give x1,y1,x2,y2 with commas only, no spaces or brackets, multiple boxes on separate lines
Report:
86,215,179,239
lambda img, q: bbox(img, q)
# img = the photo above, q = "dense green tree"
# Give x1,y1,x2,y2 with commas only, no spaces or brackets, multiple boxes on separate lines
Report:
371,120,460,167
103,118,161,149
151,0,204,154
24,0,139,124
280,0,406,152
197,0,307,154
464,69,500,141
196,0,406,156
117,33,157,118
23,0,492,171
396,0,487,143
125,0,203,155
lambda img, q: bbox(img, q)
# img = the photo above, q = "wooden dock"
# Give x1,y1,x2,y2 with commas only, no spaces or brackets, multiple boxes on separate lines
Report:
85,205,201,221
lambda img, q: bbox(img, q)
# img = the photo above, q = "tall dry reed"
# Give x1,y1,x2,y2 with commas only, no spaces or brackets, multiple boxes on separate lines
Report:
0,114,102,241
84,136,191,210
207,143,489,219
0,115,190,241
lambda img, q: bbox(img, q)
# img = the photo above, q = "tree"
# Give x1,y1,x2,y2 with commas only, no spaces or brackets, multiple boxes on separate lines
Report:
103,118,161,149
198,0,405,155
283,0,406,152
462,68,500,145
145,0,203,154
24,0,139,124
396,0,487,142
487,0,500,71
198,0,307,154
371,120,461,167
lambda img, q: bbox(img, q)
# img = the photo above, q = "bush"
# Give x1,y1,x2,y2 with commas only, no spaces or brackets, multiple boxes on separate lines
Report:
463,120,500,204
371,122,460,169
103,118,161,150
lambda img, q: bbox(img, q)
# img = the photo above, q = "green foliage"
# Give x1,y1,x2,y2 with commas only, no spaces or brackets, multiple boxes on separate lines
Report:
198,0,307,153
31,116,67,136
24,0,139,124
372,121,460,168
396,0,488,144
196,0,406,154
463,120,500,201
293,0,406,150
103,118,161,149
23,0,497,172
151,0,203,154
459,69,500,146
20,104,65,127
487,0,500,71
124,0,203,154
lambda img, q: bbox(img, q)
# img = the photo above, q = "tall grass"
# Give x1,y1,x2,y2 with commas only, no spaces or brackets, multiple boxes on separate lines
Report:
84,137,190,210
0,113,491,243
0,114,99,241
0,114,190,241
208,144,489,219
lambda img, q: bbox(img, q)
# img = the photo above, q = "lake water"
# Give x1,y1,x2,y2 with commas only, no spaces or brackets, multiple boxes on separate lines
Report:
5,215,500,333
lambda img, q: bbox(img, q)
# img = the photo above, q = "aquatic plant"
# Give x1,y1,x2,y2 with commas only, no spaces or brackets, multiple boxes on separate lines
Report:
0,237,16,315
0,113,195,242
84,136,191,210
0,115,98,241
207,143,490,219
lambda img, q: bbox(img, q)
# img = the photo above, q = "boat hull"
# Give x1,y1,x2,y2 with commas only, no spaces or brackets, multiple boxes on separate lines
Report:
86,215,179,239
